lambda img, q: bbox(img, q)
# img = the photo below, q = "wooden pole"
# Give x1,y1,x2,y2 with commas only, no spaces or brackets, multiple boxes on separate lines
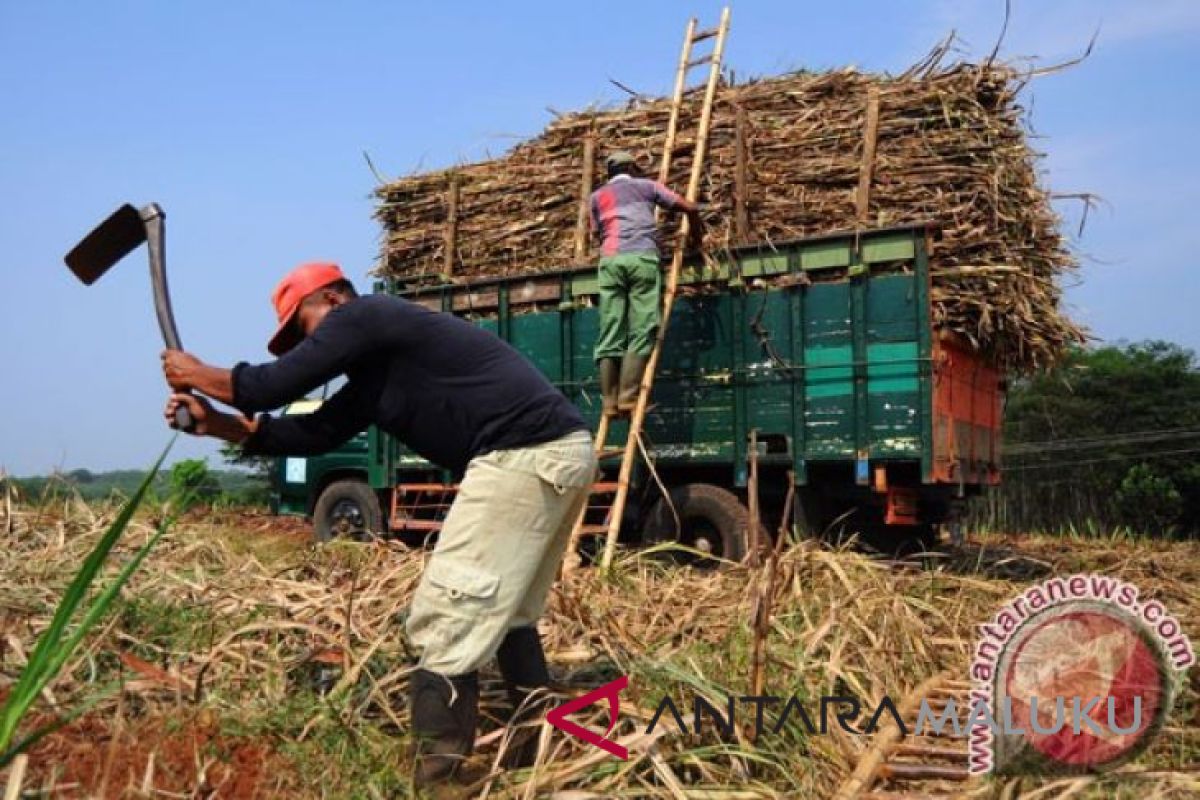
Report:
749,474,794,703
746,428,760,566
563,127,601,572
734,104,750,242
855,86,881,225
682,7,729,218
657,18,697,184
573,132,596,262
831,671,955,800
443,174,460,278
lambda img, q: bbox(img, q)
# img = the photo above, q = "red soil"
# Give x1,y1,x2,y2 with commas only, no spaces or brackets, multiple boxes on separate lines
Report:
20,710,294,798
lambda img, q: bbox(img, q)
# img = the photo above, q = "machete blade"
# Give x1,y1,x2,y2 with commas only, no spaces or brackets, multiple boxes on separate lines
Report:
64,203,146,285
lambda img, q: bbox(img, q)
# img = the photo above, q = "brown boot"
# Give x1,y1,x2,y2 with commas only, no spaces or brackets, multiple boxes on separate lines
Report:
598,357,621,417
617,353,649,414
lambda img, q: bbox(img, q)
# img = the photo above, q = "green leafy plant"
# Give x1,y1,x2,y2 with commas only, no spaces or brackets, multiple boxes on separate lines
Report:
1113,464,1183,534
168,457,220,510
219,441,272,507
0,441,176,766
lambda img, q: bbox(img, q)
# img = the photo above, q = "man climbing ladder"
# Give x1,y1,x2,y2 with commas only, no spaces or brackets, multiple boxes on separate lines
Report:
591,151,701,416
571,7,732,572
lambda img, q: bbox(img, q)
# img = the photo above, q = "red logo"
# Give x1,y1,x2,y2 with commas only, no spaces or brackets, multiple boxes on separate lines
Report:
993,602,1173,773
546,676,629,759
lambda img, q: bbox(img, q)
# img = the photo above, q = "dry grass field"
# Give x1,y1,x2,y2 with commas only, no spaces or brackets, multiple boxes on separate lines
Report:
1,497,1196,799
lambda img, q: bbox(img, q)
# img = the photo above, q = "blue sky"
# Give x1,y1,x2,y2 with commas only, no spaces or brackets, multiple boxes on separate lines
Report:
1,1,1197,475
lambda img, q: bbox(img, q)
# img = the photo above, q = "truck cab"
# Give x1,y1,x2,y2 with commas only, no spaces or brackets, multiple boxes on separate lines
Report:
272,399,382,541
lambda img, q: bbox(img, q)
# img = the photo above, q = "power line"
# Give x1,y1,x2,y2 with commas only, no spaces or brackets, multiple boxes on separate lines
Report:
1004,446,1200,472
1004,428,1200,457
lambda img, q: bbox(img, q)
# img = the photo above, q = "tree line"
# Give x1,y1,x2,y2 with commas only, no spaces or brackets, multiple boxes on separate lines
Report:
9,451,270,509
971,340,1200,537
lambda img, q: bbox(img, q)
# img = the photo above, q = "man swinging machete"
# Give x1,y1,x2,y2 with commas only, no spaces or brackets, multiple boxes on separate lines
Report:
160,261,597,788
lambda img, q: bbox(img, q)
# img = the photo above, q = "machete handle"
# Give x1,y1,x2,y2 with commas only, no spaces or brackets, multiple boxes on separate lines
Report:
174,404,196,433
142,205,197,435
170,391,197,434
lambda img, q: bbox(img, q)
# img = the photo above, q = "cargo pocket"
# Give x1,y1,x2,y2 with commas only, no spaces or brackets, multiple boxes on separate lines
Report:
407,557,502,673
534,450,597,496
426,558,500,603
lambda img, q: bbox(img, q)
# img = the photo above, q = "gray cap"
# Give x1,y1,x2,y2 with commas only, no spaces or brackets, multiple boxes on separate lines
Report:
605,151,637,171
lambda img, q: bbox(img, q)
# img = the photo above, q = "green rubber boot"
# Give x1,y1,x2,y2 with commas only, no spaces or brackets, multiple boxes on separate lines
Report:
618,353,649,415
598,357,621,417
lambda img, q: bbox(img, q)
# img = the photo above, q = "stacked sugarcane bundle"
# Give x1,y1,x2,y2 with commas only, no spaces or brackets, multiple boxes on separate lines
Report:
374,54,1085,373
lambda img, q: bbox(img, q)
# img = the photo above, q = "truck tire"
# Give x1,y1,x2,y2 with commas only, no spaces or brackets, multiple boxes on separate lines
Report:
642,483,750,564
313,479,383,542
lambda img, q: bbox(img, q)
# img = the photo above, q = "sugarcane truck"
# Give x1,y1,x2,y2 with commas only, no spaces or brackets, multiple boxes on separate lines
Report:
271,224,1002,557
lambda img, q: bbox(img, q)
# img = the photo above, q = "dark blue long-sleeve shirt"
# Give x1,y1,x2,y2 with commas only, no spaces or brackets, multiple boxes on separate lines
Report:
233,294,586,475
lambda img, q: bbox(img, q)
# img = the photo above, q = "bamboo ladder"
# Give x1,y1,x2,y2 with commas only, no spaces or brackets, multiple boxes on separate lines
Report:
569,8,731,571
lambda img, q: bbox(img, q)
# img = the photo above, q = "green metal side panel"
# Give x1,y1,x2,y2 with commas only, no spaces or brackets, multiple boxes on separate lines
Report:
802,240,853,271
866,273,924,458
802,282,853,457
651,296,737,463
789,264,808,482
366,427,388,487
567,306,605,431
738,253,789,278
851,268,869,476
731,294,749,482
792,272,924,463
741,292,797,451
915,239,935,481
862,232,916,264
509,313,564,383
804,345,854,398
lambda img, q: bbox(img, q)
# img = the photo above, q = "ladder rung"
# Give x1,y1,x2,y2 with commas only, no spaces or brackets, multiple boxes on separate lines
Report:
578,525,609,535
891,744,968,762
685,55,713,70
596,448,625,460
690,27,719,43
393,520,443,532
589,482,619,493
878,762,970,782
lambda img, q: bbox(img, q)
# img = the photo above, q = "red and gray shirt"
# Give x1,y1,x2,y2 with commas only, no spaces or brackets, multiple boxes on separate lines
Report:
590,175,687,257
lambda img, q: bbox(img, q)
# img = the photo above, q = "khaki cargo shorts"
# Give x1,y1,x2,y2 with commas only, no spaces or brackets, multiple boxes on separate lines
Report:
405,430,596,676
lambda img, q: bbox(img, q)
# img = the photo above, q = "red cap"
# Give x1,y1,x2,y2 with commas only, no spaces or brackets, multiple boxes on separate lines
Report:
268,261,346,356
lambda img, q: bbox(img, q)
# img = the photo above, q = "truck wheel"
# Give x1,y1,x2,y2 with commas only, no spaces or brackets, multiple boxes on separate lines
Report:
313,479,383,542
642,483,750,564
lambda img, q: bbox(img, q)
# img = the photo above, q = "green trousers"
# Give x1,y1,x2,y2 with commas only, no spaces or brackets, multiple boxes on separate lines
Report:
595,252,662,360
